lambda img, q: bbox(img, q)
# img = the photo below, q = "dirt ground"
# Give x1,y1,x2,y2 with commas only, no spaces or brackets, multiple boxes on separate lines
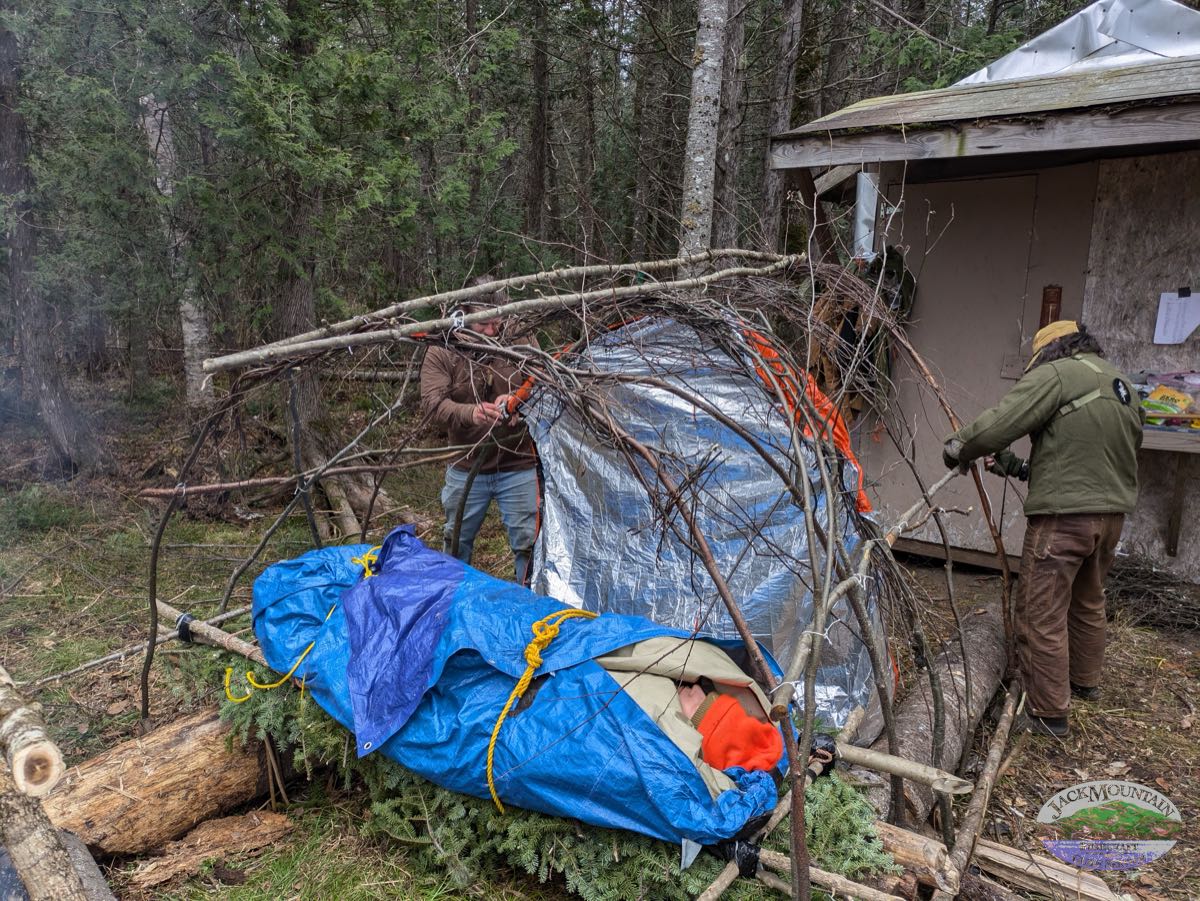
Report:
905,562,1200,900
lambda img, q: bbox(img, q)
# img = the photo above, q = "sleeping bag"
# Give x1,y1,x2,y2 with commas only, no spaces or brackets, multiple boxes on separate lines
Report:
252,525,784,846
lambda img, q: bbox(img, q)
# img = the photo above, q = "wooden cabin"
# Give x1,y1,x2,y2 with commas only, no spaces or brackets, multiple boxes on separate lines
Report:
771,0,1200,580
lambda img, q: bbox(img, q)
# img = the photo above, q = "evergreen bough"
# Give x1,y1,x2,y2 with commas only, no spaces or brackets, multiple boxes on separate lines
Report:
221,667,896,900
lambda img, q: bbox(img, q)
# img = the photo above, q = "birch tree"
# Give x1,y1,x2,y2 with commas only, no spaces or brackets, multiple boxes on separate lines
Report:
711,0,747,252
677,0,730,259
139,93,213,409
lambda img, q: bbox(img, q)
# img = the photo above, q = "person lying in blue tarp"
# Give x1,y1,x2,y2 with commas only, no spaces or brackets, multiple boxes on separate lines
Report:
251,525,787,847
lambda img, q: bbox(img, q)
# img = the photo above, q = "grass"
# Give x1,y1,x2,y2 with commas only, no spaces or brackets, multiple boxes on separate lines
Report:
0,463,560,898
0,484,86,548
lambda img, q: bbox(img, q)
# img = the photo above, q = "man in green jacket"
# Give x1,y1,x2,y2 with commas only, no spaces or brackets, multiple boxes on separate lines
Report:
943,321,1143,737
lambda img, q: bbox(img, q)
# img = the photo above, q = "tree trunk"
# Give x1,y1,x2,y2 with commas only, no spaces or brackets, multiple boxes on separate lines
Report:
126,297,149,400
0,11,101,474
629,0,662,259
711,0,746,253
274,189,358,539
820,0,855,118
83,299,107,378
139,94,214,411
525,2,549,241
465,0,482,209
854,604,1007,825
677,0,729,261
574,0,599,263
760,0,805,252
41,709,269,856
0,666,65,798
0,769,87,901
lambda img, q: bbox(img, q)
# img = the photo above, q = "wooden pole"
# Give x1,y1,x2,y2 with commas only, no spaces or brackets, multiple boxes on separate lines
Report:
201,258,801,373
758,849,905,901
27,605,251,690
931,688,1021,901
836,743,972,795
0,665,65,797
0,766,87,901
136,451,459,498
155,600,268,667
237,249,789,357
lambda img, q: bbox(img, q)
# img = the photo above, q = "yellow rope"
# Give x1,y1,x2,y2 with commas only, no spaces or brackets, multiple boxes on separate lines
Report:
224,666,252,703
486,608,597,812
351,545,382,577
223,545,380,704
246,639,319,689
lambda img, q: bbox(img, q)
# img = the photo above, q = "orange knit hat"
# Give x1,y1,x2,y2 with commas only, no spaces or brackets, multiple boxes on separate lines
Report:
692,693,783,773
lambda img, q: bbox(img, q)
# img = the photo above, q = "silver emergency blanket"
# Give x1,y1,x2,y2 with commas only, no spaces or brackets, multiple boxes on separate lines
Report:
526,318,885,736
957,0,1200,86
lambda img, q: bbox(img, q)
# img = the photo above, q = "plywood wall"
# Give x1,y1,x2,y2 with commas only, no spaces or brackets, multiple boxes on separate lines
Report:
1083,150,1200,581
860,163,1097,561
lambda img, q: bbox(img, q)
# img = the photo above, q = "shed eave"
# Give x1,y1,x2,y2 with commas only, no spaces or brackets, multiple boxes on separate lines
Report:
770,99,1200,169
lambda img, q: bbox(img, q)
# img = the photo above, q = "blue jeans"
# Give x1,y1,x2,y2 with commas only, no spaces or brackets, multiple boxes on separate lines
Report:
441,466,538,582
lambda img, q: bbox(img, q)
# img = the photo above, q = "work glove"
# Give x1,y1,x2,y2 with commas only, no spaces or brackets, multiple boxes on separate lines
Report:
942,437,968,472
987,449,1029,481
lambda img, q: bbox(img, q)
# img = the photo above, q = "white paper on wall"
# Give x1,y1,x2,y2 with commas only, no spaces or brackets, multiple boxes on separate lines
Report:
1153,291,1200,344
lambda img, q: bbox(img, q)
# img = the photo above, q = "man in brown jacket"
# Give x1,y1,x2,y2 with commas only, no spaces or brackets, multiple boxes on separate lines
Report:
420,279,538,582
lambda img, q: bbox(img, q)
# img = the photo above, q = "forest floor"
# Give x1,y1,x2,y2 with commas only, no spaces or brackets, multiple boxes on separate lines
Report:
904,566,1200,900
1,392,1198,899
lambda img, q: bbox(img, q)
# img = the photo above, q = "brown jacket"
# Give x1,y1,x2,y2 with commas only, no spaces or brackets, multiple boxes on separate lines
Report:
420,336,536,473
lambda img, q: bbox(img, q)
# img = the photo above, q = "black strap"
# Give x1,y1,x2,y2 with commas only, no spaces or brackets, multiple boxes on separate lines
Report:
176,612,196,643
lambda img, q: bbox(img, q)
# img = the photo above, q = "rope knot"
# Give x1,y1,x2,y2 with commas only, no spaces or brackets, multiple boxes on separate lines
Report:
523,644,544,670
351,545,382,579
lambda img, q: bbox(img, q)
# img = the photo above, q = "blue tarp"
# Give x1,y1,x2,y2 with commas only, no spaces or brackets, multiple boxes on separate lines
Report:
252,526,780,845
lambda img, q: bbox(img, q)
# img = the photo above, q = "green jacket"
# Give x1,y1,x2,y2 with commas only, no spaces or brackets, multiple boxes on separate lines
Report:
952,354,1143,516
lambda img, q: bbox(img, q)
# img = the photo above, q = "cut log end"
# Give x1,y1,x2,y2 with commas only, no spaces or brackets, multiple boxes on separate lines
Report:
2,664,68,798
12,743,65,797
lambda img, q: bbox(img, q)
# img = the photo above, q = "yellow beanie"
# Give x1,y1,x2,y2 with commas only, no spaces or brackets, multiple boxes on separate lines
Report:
1026,320,1079,371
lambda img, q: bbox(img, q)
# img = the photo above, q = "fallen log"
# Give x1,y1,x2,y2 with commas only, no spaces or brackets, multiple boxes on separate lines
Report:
972,839,1119,901
0,665,65,797
128,810,294,889
42,708,268,856
930,688,1019,901
0,766,88,901
873,821,957,893
855,604,1007,825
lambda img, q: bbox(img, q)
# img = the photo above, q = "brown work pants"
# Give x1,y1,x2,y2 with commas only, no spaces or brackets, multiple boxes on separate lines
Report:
1017,513,1124,719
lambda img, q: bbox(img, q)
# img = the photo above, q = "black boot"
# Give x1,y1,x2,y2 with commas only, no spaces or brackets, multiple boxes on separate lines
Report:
1019,713,1070,737
1071,683,1100,702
